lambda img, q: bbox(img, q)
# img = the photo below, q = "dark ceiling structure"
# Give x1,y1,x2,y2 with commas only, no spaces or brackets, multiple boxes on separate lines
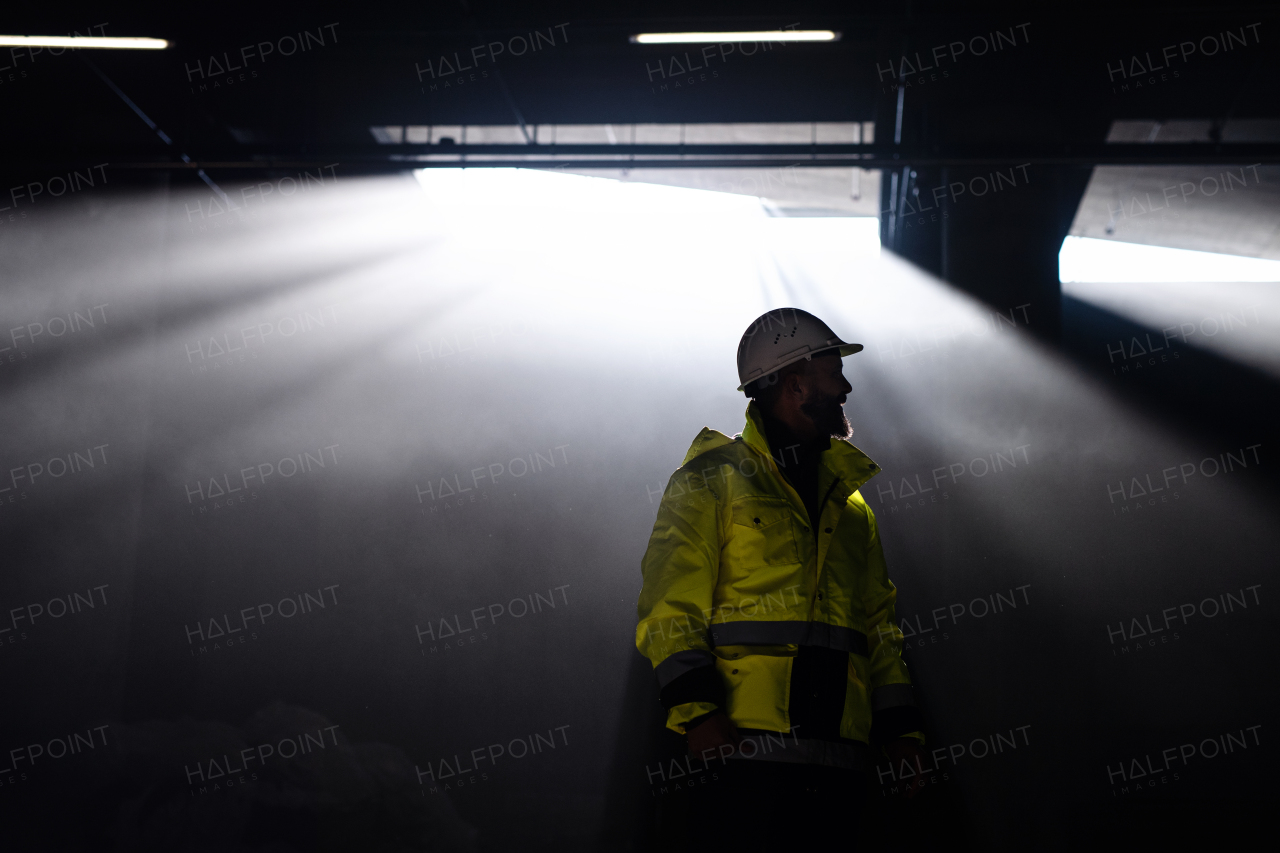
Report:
6,2,1277,341
4,3,1277,169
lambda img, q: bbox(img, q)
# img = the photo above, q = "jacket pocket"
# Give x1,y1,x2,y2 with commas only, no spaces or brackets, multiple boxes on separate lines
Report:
728,498,799,568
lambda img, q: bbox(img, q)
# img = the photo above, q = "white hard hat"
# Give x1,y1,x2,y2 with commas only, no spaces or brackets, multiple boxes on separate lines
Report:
736,307,863,392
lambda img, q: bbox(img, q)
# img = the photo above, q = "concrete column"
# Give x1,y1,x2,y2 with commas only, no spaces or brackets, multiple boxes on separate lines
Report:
881,163,1092,340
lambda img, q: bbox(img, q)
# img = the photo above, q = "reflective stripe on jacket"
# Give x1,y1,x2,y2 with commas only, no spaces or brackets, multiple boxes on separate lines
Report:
637,402,919,745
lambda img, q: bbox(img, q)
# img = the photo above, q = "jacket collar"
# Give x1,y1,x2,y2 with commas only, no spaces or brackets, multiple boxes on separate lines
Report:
741,401,881,493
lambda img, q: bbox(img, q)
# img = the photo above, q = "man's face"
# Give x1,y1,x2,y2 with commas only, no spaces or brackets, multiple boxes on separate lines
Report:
800,354,854,439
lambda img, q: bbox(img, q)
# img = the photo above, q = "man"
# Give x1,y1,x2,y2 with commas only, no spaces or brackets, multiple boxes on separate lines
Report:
637,308,925,844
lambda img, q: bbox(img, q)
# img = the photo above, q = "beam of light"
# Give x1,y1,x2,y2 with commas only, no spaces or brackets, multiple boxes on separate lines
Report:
413,166,768,214
411,169,878,333
0,35,170,49
6,167,1278,850
629,30,838,44
1063,277,1280,379
1059,236,1280,283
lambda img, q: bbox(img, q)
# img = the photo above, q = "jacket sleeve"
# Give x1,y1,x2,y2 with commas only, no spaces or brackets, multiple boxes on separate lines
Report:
863,504,926,743
636,465,725,734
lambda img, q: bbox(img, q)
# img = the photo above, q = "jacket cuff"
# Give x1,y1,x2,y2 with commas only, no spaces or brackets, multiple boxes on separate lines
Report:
659,664,725,710
870,705,926,742
666,702,721,735
684,709,719,732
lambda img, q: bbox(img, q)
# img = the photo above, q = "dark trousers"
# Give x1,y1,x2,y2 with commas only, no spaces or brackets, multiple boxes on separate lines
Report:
676,758,868,850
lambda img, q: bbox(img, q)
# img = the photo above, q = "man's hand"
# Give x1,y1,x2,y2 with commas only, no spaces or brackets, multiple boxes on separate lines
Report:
687,711,741,759
883,737,928,799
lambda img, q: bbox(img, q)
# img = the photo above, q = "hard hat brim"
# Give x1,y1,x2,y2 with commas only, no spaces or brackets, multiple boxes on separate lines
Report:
736,341,864,391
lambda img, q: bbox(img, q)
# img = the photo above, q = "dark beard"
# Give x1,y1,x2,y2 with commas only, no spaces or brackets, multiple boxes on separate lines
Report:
801,391,852,440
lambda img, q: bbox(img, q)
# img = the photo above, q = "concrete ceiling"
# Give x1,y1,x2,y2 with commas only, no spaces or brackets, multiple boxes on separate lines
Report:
1070,119,1280,258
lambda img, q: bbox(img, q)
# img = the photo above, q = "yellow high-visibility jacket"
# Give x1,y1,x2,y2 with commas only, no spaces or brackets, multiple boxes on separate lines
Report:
637,402,922,747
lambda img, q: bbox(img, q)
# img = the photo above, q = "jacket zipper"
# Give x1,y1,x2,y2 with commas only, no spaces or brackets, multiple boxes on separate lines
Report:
812,477,843,611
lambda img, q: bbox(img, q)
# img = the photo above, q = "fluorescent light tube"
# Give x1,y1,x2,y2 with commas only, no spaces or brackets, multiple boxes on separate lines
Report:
0,35,170,49
631,30,837,44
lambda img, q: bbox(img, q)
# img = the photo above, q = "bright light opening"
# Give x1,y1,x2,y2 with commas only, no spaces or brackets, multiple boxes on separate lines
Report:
1059,236,1280,283
409,168,879,327
0,35,170,49
630,30,838,44
412,167,770,220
